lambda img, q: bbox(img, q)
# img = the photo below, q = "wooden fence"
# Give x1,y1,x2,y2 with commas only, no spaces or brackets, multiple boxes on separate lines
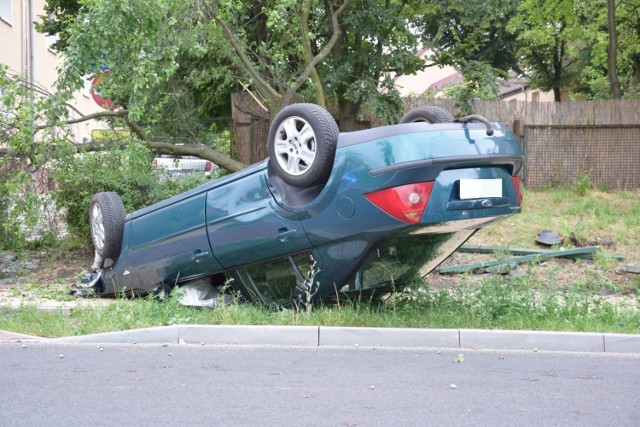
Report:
231,94,640,190
405,98,640,190
230,93,271,165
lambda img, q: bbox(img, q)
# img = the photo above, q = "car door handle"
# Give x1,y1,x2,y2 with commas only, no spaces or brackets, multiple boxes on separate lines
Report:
276,228,297,243
192,250,210,263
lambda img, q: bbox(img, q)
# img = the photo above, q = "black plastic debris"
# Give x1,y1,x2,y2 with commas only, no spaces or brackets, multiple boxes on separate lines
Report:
536,230,563,246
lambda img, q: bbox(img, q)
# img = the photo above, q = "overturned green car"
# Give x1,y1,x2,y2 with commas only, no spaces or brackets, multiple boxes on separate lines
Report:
87,104,524,307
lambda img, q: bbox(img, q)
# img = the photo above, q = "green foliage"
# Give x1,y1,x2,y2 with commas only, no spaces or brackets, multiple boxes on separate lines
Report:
52,0,234,149
48,139,209,240
49,140,155,237
46,0,426,132
572,171,592,196
35,0,82,52
443,61,501,115
0,66,70,248
571,0,640,99
320,0,425,126
508,0,587,100
416,0,521,73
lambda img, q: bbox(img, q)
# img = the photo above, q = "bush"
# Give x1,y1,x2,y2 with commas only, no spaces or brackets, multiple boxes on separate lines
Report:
50,141,156,237
50,140,212,241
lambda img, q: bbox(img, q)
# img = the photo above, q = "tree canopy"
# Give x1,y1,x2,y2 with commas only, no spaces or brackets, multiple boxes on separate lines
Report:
3,0,640,247
37,0,640,151
42,0,427,145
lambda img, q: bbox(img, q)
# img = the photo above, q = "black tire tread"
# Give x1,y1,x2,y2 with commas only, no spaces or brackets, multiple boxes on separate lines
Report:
399,106,454,124
90,192,126,259
268,103,338,187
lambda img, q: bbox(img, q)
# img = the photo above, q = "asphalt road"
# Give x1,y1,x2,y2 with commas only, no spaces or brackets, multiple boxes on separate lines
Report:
1,342,638,426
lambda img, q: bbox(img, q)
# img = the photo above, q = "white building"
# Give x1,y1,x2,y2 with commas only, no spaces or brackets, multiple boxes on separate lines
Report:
0,0,103,142
390,48,557,102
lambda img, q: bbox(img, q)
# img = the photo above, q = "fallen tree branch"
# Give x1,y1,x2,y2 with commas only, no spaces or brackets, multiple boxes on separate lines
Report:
146,140,246,172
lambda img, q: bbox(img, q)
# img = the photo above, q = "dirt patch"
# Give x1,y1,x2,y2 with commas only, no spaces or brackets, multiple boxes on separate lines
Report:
0,247,115,309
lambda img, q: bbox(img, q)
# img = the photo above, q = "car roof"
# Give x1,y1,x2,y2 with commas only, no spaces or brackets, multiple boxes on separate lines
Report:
337,122,506,148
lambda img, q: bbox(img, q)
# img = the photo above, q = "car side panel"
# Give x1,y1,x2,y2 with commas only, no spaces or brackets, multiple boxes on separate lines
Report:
104,193,221,294
206,171,312,268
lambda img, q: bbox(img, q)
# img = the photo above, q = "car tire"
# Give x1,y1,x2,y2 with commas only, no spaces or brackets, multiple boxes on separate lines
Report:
268,103,339,187
399,106,454,124
89,192,126,260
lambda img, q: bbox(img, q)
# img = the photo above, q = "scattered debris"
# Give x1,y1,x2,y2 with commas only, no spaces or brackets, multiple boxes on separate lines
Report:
536,230,563,246
178,279,231,308
0,251,41,284
570,232,617,249
621,264,640,274
568,232,584,247
458,245,621,261
453,353,465,363
482,264,517,275
441,246,620,275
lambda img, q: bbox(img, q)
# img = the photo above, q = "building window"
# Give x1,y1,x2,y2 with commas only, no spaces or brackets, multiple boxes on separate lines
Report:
238,252,316,307
0,0,13,25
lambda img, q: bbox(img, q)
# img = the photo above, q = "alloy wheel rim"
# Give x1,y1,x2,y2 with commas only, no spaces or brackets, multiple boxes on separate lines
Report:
273,116,317,176
91,203,105,250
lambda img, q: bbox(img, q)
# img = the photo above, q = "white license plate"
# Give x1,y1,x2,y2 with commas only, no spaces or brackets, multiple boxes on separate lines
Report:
459,179,503,200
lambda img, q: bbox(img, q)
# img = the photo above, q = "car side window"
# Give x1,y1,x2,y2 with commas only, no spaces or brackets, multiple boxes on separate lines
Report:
237,252,315,306
339,233,454,293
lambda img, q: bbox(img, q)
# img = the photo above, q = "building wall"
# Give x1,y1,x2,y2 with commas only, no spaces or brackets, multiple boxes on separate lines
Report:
390,49,459,97
0,0,102,142
390,49,561,102
502,89,559,103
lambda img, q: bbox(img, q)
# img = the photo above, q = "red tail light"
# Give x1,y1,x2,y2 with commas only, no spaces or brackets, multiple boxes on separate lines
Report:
512,176,523,207
365,182,434,224
205,161,213,172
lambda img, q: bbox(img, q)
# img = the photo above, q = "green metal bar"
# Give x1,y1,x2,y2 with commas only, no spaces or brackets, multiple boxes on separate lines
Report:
459,245,599,256
440,247,613,274
459,245,624,261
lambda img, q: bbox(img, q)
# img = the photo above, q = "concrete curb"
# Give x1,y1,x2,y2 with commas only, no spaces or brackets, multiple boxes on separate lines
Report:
0,329,42,342
48,325,640,354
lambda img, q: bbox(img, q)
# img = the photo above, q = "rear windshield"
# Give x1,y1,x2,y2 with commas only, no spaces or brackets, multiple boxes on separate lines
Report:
338,233,456,295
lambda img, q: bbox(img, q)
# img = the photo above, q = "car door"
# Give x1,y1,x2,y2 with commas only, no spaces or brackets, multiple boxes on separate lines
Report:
206,170,312,268
119,192,222,290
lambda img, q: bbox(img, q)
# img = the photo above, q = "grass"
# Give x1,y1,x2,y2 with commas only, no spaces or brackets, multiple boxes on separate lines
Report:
1,274,639,337
478,188,640,260
1,188,639,337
